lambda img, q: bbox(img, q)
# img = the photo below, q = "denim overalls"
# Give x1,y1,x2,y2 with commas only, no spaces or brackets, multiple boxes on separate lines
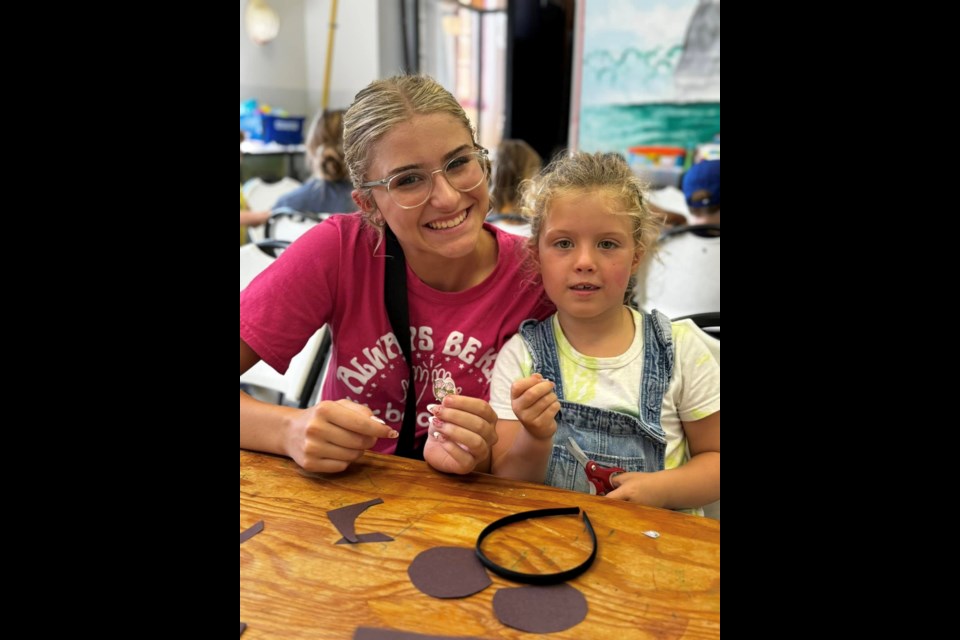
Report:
518,310,674,494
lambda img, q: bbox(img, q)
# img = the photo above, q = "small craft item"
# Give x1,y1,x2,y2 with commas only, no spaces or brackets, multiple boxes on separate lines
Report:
475,506,597,585
408,546,492,598
432,373,460,402
327,498,394,544
492,583,588,633
431,373,463,441
240,520,264,544
354,627,483,639
335,532,394,545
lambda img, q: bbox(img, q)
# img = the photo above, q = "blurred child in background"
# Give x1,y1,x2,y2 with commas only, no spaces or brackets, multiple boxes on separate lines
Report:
682,159,720,225
240,130,270,244
273,110,355,215
487,139,542,235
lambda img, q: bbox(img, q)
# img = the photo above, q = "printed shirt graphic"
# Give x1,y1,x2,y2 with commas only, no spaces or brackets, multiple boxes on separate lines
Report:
489,309,720,471
240,214,554,453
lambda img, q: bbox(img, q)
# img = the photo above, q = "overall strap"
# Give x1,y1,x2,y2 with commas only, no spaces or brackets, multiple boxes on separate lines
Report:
518,318,565,400
384,227,423,459
640,310,675,426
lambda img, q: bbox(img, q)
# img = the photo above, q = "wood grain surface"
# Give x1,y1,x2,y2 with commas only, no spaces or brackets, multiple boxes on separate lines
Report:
240,449,720,639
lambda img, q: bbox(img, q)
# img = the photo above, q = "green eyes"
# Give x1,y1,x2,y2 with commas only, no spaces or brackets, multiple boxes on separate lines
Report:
551,239,621,250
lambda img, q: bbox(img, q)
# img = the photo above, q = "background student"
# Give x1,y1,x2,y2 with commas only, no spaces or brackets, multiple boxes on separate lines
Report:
240,130,271,244
273,109,355,214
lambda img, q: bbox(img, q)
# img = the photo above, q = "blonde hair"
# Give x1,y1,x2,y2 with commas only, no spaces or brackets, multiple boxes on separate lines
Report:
493,139,542,213
343,74,482,229
306,109,347,182
519,152,659,299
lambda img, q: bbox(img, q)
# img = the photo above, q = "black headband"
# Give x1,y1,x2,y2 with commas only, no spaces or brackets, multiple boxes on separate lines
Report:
475,507,597,585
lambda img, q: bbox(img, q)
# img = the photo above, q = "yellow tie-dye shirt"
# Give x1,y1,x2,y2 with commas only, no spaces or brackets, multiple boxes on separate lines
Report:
489,309,720,513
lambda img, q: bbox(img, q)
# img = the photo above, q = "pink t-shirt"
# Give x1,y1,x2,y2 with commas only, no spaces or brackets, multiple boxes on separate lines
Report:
240,214,553,453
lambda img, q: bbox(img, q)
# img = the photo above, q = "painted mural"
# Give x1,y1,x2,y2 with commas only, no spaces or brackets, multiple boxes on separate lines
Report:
576,0,720,169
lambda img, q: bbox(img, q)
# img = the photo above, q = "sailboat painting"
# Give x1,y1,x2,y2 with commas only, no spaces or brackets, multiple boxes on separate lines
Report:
575,0,720,158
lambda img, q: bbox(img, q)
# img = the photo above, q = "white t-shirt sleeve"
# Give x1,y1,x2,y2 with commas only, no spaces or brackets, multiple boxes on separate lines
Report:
489,333,533,420
671,319,721,422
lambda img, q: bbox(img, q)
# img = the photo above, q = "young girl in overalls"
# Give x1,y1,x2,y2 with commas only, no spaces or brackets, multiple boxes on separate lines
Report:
488,152,720,513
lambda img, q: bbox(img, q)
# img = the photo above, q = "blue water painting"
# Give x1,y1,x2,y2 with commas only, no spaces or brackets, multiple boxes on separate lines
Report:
576,0,719,156
579,103,720,154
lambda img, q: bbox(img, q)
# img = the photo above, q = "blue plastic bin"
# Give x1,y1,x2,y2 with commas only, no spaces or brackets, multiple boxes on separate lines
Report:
263,115,304,144
240,114,305,144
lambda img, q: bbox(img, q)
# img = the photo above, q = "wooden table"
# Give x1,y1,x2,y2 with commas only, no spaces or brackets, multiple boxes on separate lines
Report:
240,450,720,639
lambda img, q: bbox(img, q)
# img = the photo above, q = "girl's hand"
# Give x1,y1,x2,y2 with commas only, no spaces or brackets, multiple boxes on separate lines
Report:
285,399,398,473
240,209,271,227
604,472,666,508
510,374,560,440
423,395,499,475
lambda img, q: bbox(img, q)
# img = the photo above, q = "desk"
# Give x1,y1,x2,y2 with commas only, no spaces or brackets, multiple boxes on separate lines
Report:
240,450,720,639
241,141,307,181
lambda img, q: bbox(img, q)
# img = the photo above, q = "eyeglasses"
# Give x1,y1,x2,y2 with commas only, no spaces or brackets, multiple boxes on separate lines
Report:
360,149,489,209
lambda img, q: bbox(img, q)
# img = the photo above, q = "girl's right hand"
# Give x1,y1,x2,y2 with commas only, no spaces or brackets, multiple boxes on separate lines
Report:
510,374,561,440
285,399,399,473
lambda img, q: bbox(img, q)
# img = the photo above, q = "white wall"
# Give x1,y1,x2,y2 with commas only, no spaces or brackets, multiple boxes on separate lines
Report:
240,0,310,115
377,0,407,83
240,0,401,117
306,0,383,110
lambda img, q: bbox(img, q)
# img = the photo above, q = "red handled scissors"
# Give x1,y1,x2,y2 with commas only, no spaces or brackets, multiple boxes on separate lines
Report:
565,437,625,496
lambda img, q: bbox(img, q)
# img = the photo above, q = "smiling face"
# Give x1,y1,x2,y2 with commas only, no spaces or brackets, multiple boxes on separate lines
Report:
536,191,641,324
356,113,490,264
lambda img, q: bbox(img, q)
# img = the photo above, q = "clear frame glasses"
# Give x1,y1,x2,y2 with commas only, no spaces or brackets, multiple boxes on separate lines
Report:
361,148,489,209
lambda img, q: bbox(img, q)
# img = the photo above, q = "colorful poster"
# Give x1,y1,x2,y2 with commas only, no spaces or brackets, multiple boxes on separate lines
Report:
575,0,720,160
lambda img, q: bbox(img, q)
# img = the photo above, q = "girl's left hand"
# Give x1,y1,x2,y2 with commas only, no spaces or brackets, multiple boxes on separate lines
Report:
604,472,665,508
423,395,499,475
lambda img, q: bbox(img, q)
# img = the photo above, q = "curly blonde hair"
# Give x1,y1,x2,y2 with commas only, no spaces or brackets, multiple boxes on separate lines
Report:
518,151,659,300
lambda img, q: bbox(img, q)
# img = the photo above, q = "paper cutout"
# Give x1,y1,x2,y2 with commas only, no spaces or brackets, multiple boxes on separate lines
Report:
354,628,483,640
240,520,264,544
336,532,394,544
492,583,588,633
408,546,492,598
240,621,247,636
432,373,460,401
327,498,385,543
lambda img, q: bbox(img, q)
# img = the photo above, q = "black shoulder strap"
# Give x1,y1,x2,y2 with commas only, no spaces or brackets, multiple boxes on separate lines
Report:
384,227,424,459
